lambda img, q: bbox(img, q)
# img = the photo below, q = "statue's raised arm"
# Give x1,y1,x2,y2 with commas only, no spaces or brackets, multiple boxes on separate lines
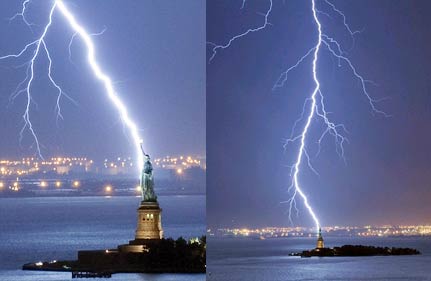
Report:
140,142,146,156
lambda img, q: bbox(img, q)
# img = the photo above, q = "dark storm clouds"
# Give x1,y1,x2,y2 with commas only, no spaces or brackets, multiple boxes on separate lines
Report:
0,0,205,160
207,0,431,227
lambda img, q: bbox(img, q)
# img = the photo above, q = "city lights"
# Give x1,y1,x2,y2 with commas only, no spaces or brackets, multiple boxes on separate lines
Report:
11,182,19,191
153,155,204,170
211,225,431,238
0,155,205,177
0,157,93,176
72,181,80,188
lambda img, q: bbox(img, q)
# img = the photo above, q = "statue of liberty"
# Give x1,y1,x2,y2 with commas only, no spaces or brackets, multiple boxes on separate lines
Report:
140,144,157,203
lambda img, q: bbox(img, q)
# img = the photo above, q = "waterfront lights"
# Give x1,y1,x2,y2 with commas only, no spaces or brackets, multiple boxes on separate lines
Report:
0,182,3,189
55,181,61,188
176,168,183,175
40,181,48,187
190,237,201,245
72,180,80,188
105,185,112,193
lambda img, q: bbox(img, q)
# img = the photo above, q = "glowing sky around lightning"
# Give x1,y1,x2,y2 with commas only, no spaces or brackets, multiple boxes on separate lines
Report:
208,0,382,232
0,0,143,169
206,0,427,229
0,1,205,168
55,1,144,170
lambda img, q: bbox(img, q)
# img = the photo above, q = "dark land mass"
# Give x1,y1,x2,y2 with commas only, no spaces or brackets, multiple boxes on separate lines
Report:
23,237,206,275
291,245,421,257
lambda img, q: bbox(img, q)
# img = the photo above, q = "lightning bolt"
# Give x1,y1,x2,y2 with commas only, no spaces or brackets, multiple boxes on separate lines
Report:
1,1,144,171
207,0,273,63
9,0,33,28
208,0,387,233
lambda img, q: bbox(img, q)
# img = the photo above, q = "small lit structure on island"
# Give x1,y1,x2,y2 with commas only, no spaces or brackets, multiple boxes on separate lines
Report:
316,228,324,249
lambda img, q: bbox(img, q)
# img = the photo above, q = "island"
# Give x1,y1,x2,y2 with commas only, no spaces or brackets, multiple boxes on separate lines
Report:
290,228,421,258
23,236,206,277
291,244,420,258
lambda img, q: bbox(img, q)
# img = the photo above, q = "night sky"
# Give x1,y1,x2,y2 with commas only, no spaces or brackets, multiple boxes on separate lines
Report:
0,0,205,161
207,0,431,228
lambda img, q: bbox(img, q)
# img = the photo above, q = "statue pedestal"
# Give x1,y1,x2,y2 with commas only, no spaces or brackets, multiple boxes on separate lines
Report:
118,201,163,253
135,201,163,240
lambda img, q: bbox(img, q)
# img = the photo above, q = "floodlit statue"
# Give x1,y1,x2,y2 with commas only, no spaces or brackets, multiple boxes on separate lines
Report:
140,144,157,202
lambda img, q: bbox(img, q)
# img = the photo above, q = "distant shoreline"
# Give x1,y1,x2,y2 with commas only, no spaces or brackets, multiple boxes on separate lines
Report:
0,192,206,199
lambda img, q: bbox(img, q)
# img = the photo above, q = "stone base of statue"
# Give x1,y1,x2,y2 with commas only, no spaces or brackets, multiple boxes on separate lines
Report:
118,201,163,253
135,201,163,240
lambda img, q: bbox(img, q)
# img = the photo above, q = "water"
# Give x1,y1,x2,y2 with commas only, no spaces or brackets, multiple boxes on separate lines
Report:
207,236,431,281
0,195,206,281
